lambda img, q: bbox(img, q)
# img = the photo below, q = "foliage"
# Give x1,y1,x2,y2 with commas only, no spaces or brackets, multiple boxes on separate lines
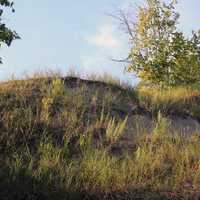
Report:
124,0,200,86
0,0,19,63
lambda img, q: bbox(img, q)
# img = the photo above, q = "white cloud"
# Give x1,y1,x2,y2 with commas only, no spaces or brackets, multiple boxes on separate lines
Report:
81,23,131,82
87,24,122,49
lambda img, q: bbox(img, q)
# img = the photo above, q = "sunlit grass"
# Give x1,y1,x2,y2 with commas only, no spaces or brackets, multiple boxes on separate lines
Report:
137,85,200,118
1,74,200,199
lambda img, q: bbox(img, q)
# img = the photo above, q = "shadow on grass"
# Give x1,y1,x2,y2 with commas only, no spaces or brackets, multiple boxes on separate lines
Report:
0,169,196,200
0,168,199,200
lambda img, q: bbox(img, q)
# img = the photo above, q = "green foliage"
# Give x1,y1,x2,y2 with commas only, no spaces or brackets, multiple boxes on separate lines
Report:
169,31,200,85
0,0,19,63
125,0,200,86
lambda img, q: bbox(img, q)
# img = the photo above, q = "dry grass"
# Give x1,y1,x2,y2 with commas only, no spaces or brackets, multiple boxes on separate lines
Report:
137,85,200,119
1,74,200,200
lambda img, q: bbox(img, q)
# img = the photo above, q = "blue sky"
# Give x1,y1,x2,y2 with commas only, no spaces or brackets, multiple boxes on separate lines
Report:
0,0,200,84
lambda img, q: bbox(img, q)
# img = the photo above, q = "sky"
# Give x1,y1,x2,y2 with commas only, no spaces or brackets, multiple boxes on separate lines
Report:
0,0,200,84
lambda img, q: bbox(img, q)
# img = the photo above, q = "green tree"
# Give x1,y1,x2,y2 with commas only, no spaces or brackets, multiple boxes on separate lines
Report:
169,31,200,85
121,0,200,86
0,0,19,63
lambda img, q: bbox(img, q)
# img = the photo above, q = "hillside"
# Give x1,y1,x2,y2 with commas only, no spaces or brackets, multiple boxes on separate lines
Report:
1,75,200,200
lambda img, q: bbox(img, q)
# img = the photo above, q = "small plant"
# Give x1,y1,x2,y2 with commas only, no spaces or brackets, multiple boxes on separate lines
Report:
41,77,65,122
152,111,169,141
106,116,128,144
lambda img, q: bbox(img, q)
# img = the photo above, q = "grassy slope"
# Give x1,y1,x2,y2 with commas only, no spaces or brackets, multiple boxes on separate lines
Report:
1,75,200,200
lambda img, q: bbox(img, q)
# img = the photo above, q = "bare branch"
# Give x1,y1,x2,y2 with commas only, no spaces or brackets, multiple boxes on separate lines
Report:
118,9,135,41
109,57,131,64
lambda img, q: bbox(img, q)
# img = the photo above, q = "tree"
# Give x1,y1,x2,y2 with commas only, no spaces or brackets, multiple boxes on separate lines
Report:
120,0,200,86
0,0,19,63
169,31,200,85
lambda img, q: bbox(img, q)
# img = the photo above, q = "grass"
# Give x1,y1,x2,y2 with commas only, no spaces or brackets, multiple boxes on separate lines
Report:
137,85,200,120
1,74,200,199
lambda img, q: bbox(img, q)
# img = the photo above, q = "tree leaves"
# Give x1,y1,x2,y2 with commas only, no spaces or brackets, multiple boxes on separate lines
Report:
125,0,200,87
0,0,19,63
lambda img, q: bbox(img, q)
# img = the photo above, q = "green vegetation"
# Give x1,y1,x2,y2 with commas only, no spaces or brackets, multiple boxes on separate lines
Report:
0,0,19,63
1,74,200,200
0,1,199,199
122,0,200,86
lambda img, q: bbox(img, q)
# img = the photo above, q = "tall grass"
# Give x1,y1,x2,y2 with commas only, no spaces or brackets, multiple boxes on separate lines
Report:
137,85,200,119
1,75,200,199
